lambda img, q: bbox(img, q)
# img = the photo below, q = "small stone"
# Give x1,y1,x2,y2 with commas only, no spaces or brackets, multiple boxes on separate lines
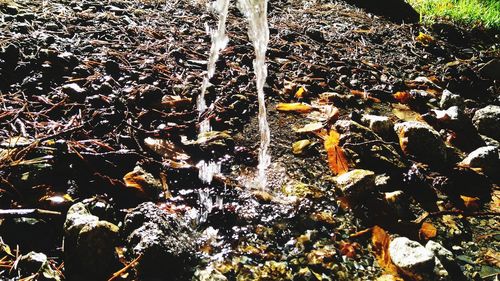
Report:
472,105,500,141
439,89,463,109
334,120,407,172
395,121,447,166
64,203,120,279
425,241,454,265
62,83,87,102
479,59,500,80
335,169,376,198
389,237,435,278
361,114,395,141
384,190,411,219
17,252,61,281
460,146,499,176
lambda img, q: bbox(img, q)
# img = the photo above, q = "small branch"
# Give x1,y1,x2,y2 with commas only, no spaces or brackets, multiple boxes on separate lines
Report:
0,209,62,218
414,210,500,224
0,125,85,149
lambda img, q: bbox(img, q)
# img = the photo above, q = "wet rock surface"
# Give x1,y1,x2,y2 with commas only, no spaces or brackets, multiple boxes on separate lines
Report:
0,0,498,280
123,202,199,280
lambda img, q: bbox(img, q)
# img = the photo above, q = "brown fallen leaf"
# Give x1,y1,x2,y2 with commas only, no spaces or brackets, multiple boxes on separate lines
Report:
376,274,404,281
292,122,324,133
419,222,437,240
460,195,480,211
351,90,381,103
392,104,423,122
324,130,348,175
415,32,434,45
393,91,411,104
372,226,400,276
292,139,312,155
339,241,360,259
276,102,314,113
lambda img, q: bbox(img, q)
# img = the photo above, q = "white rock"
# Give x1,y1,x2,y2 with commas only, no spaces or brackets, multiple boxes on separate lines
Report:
389,237,435,277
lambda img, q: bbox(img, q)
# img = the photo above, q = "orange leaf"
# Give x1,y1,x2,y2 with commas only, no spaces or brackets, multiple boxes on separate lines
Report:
415,32,434,45
295,87,306,99
324,130,348,175
372,226,399,276
460,195,480,211
351,90,381,103
339,241,360,259
419,222,437,240
393,91,411,104
276,102,313,113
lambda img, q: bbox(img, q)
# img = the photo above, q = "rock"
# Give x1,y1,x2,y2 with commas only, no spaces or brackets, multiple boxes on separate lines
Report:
389,237,436,278
425,241,454,266
472,105,500,141
17,252,61,281
62,83,87,102
334,120,407,173
334,169,376,198
460,146,499,176
124,202,199,280
432,106,466,129
361,114,396,141
64,203,120,280
395,121,448,166
183,131,235,157
479,59,500,80
123,166,162,199
439,89,463,109
384,190,411,219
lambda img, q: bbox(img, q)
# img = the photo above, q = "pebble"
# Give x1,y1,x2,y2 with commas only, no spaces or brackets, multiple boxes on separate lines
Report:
395,121,448,166
472,105,500,141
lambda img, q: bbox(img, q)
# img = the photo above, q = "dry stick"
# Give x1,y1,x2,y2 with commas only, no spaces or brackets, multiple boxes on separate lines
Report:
0,124,85,149
0,209,61,218
107,254,143,281
414,210,500,225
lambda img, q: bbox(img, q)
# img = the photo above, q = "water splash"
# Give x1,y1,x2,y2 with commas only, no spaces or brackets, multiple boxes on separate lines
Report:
196,0,230,184
237,0,270,190
197,0,231,132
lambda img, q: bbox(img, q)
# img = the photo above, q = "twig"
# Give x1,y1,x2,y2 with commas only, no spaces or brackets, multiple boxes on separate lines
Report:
0,209,62,218
107,254,143,281
0,125,85,149
414,210,500,225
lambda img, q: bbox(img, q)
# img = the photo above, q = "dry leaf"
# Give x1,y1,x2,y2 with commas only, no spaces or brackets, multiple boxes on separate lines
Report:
419,222,437,240
393,91,411,104
460,195,480,211
292,139,312,155
351,89,381,103
372,226,400,276
324,130,348,175
415,32,434,45
392,104,422,122
339,241,360,259
276,102,313,113
293,122,324,133
295,87,306,99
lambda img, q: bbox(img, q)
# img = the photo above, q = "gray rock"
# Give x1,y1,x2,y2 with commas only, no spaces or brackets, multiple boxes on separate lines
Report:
439,89,463,109
479,59,500,80
473,105,500,141
124,202,199,280
334,120,407,172
335,169,376,198
426,241,454,265
460,146,500,176
394,121,447,166
389,237,435,278
361,114,396,141
384,190,411,219
64,203,120,280
433,106,466,128
17,252,62,281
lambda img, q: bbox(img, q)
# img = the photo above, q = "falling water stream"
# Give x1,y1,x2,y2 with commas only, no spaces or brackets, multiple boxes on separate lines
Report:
197,0,270,190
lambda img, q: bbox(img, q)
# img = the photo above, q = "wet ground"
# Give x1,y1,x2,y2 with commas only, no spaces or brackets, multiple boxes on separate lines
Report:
0,0,499,280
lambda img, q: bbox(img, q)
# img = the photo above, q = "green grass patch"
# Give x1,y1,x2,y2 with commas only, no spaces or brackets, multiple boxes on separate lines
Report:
407,0,500,30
